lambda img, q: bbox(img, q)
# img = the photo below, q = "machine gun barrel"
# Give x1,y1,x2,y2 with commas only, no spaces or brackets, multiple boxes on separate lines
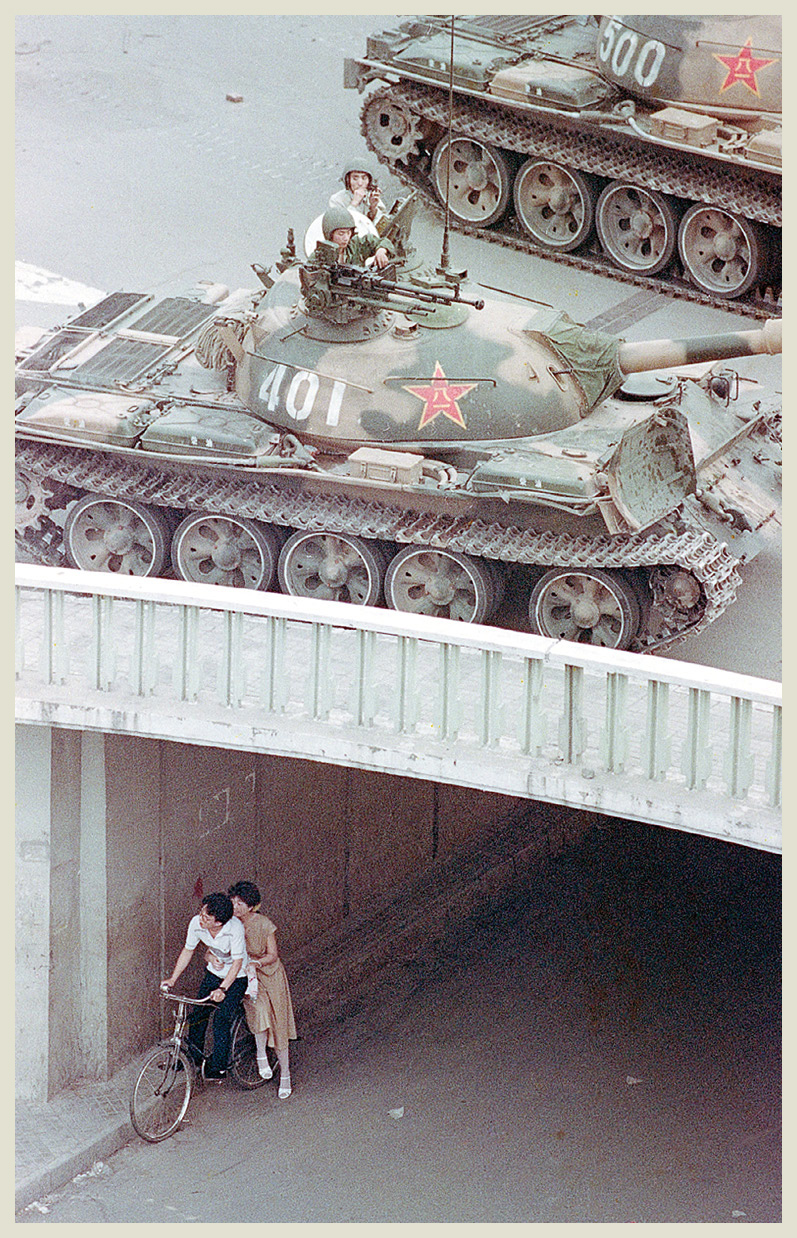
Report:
331,265,484,310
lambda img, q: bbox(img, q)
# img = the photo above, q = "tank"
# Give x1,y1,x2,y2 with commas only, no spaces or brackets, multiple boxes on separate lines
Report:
15,200,781,653
344,14,781,313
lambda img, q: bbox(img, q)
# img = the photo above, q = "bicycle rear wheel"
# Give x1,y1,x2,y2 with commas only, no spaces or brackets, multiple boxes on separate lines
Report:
130,1046,193,1141
229,1012,268,1090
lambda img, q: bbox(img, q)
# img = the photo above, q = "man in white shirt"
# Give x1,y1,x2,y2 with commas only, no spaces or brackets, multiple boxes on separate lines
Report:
162,892,249,1079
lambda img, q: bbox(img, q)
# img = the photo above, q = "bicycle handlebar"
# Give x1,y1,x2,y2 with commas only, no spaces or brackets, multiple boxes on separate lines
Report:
160,990,219,1007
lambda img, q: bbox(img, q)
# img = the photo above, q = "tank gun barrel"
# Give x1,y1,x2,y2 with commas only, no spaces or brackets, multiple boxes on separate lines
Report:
618,319,782,376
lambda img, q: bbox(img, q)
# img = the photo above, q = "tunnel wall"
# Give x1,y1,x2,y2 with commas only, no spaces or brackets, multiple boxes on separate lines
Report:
17,725,594,1098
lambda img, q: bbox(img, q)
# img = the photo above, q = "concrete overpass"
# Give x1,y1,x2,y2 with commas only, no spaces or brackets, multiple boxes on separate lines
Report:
16,564,781,853
15,564,781,1104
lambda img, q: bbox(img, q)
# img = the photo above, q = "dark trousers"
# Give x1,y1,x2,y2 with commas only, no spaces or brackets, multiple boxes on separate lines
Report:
187,970,247,1071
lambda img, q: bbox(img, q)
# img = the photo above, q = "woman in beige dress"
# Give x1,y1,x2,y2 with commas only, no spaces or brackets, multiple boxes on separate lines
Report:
229,880,297,1099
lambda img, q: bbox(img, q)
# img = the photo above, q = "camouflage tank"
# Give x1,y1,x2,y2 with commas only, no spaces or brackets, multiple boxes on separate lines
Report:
345,14,781,314
15,199,781,652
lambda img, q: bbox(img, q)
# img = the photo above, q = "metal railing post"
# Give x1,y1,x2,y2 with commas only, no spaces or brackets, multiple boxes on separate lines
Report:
517,655,545,757
352,628,377,727
436,642,462,741
173,605,200,701
307,623,331,720
766,704,782,809
133,598,159,696
724,695,754,799
559,663,585,763
219,610,245,707
91,595,115,690
600,671,628,773
477,649,503,746
394,635,418,734
39,587,68,685
683,687,712,790
15,587,25,678
260,615,287,713
642,679,671,781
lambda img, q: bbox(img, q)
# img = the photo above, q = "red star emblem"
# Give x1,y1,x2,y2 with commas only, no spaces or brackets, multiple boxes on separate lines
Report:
403,362,477,430
714,37,777,96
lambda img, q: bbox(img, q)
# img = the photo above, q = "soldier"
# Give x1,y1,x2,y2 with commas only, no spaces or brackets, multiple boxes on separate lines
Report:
329,161,386,225
313,206,392,270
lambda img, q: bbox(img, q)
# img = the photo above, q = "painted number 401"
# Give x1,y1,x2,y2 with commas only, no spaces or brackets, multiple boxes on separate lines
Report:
258,363,347,425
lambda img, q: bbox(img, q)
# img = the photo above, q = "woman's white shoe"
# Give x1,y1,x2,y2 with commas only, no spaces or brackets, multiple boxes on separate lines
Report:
278,1077,292,1099
257,1057,273,1080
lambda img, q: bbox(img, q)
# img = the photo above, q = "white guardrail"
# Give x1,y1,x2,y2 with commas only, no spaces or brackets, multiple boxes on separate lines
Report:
14,564,781,853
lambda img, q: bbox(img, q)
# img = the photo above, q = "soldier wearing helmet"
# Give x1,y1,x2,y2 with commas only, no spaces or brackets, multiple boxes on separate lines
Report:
313,206,392,270
329,161,386,224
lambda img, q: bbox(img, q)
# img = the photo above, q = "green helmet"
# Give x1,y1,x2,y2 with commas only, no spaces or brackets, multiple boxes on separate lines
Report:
341,162,377,189
322,206,356,239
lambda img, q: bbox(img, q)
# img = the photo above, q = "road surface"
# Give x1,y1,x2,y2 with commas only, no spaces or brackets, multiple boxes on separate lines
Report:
18,822,781,1223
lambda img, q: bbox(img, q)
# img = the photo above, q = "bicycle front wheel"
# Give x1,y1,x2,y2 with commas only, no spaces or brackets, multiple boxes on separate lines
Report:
230,1012,268,1090
130,1046,193,1141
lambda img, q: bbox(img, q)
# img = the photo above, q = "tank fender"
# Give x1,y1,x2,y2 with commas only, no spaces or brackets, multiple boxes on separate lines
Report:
15,388,159,448
602,407,696,533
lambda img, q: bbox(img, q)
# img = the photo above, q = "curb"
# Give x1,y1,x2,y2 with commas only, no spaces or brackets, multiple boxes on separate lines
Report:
16,1117,133,1214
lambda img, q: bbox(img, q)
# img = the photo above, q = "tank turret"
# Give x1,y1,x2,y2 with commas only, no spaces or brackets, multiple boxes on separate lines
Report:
345,14,781,309
15,209,781,653
596,16,781,120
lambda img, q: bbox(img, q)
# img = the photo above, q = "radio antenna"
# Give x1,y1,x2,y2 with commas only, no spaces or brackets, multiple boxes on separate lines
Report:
439,15,455,272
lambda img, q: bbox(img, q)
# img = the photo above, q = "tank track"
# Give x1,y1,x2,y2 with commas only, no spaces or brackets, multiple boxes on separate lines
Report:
362,84,782,320
15,438,742,653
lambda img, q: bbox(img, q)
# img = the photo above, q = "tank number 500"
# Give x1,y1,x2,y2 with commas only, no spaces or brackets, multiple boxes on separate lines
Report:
598,17,666,89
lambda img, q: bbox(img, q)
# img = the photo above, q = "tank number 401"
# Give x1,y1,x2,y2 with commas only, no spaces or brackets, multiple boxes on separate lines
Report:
598,17,666,89
258,363,347,425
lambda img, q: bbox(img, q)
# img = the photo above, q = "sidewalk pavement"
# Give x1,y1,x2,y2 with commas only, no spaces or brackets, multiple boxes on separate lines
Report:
15,1058,143,1214
16,805,585,1213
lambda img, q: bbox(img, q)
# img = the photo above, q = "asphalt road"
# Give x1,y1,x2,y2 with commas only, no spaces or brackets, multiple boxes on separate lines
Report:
15,13,782,681
17,823,781,1224
15,15,782,1223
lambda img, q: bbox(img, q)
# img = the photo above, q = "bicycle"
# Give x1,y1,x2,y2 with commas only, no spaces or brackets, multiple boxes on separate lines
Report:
130,991,268,1142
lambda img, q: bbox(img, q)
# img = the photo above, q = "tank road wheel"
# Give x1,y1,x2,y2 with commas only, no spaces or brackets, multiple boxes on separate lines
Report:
677,205,766,299
431,137,512,228
278,532,385,605
171,513,280,591
361,94,424,165
16,468,52,534
513,160,596,252
528,568,641,650
385,548,494,624
595,183,679,275
64,494,170,577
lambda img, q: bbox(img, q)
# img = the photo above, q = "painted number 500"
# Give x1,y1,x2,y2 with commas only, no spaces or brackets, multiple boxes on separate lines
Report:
599,16,666,89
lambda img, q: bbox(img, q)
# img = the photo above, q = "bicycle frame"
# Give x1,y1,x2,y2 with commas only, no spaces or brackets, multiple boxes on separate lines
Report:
161,992,216,1055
